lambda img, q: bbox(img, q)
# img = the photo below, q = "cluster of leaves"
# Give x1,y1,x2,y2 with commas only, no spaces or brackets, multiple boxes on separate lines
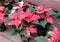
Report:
0,0,60,42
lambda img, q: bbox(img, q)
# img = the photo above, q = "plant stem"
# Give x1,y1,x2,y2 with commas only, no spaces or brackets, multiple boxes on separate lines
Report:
30,36,37,42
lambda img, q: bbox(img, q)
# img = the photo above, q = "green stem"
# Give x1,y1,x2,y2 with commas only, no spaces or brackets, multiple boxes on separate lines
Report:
30,36,37,42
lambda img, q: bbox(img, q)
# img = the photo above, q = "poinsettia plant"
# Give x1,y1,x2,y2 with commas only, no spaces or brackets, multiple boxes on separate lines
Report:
0,0,60,42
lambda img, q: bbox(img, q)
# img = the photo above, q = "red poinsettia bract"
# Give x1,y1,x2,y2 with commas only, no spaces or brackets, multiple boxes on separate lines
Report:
0,13,4,24
13,1,24,11
35,6,51,14
0,6,5,24
42,14,53,24
8,11,28,28
25,12,40,23
46,17,53,24
25,26,37,37
8,11,40,27
0,6,4,13
48,26,60,42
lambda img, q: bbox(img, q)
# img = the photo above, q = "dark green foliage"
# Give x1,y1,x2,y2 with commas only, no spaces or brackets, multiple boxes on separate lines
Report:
39,20,47,28
0,23,6,32
47,10,60,17
29,5,36,12
3,17,10,23
35,36,47,42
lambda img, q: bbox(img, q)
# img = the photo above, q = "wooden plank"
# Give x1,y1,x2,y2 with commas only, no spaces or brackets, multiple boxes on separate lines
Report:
0,29,22,42
0,35,12,42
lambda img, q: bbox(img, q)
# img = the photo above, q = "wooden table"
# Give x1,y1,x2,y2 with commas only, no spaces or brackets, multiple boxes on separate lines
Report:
0,29,22,42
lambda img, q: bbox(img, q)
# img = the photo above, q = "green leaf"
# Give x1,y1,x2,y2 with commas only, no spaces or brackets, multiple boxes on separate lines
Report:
35,36,47,42
45,23,52,29
47,10,60,17
21,36,28,41
4,7,9,15
10,30,17,36
9,26,17,36
0,24,6,32
14,0,19,2
40,20,47,28
51,12,60,17
9,25,16,31
47,10,56,16
5,2,9,5
3,17,10,23
4,7,8,12
29,5,36,12
20,30,25,35
18,23,23,30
